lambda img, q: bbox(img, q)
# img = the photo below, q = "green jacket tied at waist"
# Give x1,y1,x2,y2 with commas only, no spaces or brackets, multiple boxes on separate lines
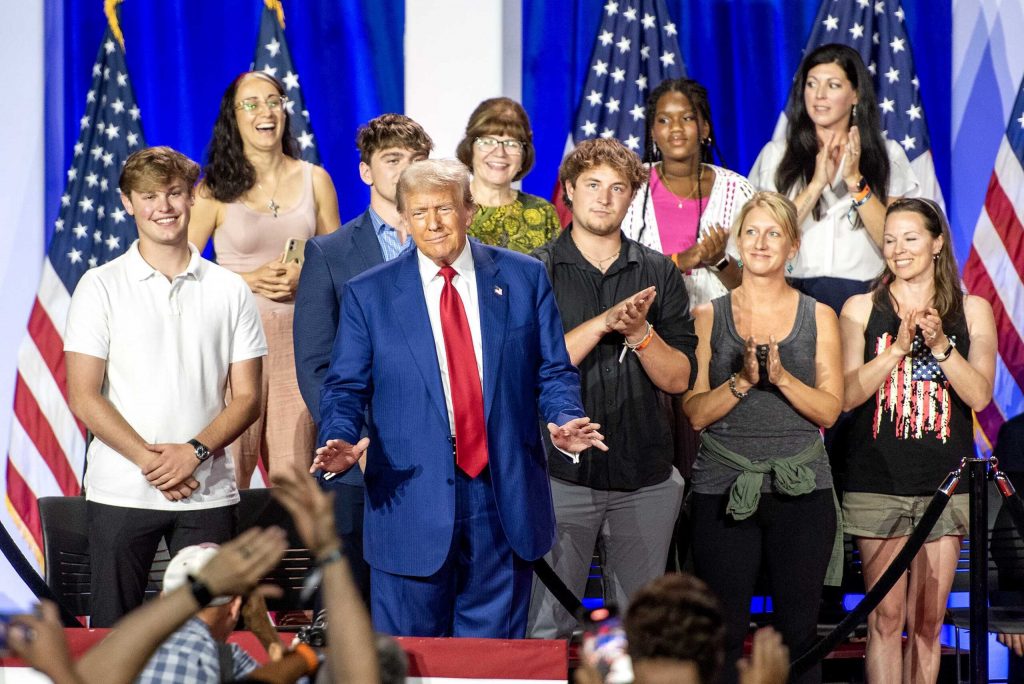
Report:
699,431,844,586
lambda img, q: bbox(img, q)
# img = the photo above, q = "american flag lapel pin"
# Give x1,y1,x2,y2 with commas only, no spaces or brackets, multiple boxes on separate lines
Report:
494,285,503,296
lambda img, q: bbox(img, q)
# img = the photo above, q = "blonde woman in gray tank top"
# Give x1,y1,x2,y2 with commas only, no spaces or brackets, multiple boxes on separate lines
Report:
682,192,844,684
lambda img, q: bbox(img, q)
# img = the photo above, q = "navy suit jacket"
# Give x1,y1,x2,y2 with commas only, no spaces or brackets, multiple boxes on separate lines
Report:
294,209,384,487
318,241,585,577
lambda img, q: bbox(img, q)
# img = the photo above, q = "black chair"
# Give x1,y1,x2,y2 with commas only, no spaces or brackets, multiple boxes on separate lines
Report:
236,488,316,612
37,490,314,622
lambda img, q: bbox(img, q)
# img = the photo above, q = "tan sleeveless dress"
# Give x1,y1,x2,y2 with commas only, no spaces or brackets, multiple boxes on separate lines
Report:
213,161,316,486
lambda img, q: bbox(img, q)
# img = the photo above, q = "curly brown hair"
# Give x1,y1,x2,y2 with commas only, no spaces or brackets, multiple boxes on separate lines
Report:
558,138,645,207
625,573,725,684
455,97,535,182
120,146,200,197
356,113,433,163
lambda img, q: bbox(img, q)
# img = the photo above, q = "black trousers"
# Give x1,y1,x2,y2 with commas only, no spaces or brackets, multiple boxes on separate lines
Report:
87,501,237,627
691,489,835,684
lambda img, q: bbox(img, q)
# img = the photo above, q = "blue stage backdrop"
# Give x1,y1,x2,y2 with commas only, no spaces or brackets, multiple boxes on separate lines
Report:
47,0,950,244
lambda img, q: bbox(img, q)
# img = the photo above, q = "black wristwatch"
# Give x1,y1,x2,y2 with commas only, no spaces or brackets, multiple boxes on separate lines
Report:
707,254,730,273
188,438,212,463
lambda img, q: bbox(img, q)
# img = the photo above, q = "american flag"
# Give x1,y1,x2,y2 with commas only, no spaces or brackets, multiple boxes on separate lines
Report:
774,0,944,207
552,0,686,224
4,24,144,566
961,75,1024,449
253,2,320,164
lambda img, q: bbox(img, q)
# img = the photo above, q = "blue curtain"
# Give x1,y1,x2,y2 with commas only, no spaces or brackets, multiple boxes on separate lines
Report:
47,1,953,244
522,0,952,235
45,0,404,245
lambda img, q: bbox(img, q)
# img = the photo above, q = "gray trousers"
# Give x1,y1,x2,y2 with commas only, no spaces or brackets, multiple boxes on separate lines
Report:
527,468,685,638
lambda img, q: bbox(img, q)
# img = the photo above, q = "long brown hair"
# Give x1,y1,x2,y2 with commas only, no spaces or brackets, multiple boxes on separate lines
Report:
871,198,963,323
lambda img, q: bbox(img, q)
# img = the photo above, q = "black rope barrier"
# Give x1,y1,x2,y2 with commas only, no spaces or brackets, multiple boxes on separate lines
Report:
790,467,960,676
0,519,82,626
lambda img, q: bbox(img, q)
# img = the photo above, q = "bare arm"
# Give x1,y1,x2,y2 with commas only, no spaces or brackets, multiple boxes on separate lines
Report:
273,467,379,683
682,304,745,430
66,351,154,469
840,294,912,411
917,296,996,411
769,302,843,428
312,165,341,235
188,186,220,254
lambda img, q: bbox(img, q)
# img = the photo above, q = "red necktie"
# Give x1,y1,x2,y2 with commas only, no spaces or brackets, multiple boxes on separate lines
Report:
438,266,489,477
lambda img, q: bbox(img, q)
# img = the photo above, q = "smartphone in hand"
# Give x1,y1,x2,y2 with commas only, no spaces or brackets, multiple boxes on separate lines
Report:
282,238,307,265
581,604,633,684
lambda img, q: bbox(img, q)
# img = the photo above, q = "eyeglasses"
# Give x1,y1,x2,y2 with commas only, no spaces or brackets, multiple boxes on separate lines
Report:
475,137,525,155
235,95,289,113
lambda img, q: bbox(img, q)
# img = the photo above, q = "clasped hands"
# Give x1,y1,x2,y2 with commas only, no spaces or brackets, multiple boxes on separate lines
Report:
733,335,789,394
141,443,201,502
890,307,948,358
604,285,656,343
813,125,862,192
312,418,609,475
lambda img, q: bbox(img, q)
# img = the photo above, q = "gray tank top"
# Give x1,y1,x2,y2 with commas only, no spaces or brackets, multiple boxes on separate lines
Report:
691,292,833,494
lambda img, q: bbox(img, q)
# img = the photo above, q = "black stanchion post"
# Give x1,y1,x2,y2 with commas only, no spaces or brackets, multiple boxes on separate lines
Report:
968,456,989,683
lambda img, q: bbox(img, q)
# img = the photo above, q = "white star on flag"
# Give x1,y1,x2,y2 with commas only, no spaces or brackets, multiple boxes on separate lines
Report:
849,23,864,39
297,130,315,150
611,68,626,83
599,30,614,46
265,38,281,57
885,66,900,83
824,14,839,30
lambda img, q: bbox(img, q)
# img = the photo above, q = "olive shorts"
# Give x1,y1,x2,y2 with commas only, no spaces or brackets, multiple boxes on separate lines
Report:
842,492,969,542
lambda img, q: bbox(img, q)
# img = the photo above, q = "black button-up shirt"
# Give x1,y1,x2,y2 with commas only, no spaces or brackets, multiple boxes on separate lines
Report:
533,227,698,491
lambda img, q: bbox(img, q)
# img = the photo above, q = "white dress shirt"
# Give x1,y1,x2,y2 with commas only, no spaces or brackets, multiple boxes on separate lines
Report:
417,243,484,434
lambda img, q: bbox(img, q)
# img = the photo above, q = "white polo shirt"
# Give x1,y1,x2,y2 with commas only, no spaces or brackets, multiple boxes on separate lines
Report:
749,138,921,282
64,241,267,511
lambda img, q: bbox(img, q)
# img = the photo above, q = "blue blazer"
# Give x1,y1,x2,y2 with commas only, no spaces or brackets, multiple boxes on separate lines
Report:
294,210,384,487
318,241,584,577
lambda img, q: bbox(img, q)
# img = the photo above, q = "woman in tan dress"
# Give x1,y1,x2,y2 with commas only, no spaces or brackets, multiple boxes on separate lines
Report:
190,71,340,486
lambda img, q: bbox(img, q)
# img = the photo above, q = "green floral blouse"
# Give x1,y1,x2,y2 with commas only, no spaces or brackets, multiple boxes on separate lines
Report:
468,192,561,253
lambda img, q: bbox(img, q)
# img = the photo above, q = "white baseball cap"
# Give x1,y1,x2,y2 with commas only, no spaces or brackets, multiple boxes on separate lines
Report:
162,543,232,606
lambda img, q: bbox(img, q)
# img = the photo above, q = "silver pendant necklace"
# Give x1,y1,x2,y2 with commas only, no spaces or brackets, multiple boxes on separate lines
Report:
257,175,282,218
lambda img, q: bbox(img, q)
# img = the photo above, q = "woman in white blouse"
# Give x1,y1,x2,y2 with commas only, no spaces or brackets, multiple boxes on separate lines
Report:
749,43,920,315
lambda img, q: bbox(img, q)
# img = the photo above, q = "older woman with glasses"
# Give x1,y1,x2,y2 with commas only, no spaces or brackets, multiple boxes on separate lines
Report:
455,97,560,253
189,71,341,487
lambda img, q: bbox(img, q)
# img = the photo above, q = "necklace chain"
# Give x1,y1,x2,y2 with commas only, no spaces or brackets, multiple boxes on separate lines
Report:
577,245,621,270
256,173,283,218
662,162,704,208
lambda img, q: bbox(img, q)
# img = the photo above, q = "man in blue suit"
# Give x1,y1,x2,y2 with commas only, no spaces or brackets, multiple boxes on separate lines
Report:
294,115,433,605
313,159,606,638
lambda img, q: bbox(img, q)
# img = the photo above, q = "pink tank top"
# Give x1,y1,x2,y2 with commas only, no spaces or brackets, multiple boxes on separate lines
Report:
213,161,317,275
649,168,702,256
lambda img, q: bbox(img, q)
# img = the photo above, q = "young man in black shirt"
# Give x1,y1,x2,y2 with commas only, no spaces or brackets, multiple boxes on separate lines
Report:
528,138,698,638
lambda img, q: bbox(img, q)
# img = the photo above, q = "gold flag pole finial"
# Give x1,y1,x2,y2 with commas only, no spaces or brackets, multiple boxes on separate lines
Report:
104,0,126,50
264,0,285,29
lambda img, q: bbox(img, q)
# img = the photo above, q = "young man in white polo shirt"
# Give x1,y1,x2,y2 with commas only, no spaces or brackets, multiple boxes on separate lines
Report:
65,146,267,627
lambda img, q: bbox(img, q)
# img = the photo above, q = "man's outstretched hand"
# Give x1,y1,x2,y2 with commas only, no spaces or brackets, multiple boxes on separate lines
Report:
311,437,370,474
547,417,607,455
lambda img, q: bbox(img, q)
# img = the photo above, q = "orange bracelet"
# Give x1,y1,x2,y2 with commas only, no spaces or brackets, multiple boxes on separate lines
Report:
633,325,656,352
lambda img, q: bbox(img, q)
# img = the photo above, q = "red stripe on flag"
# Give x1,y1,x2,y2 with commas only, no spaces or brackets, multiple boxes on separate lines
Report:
983,176,1024,283
551,179,572,228
12,374,80,496
963,249,1024,392
5,460,43,553
26,299,71,403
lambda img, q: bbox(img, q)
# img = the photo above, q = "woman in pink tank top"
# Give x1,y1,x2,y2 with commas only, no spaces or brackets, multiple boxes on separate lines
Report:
190,71,341,487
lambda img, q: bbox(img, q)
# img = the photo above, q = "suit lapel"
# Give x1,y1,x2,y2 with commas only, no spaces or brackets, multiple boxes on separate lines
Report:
391,250,449,430
353,210,386,269
472,242,508,423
